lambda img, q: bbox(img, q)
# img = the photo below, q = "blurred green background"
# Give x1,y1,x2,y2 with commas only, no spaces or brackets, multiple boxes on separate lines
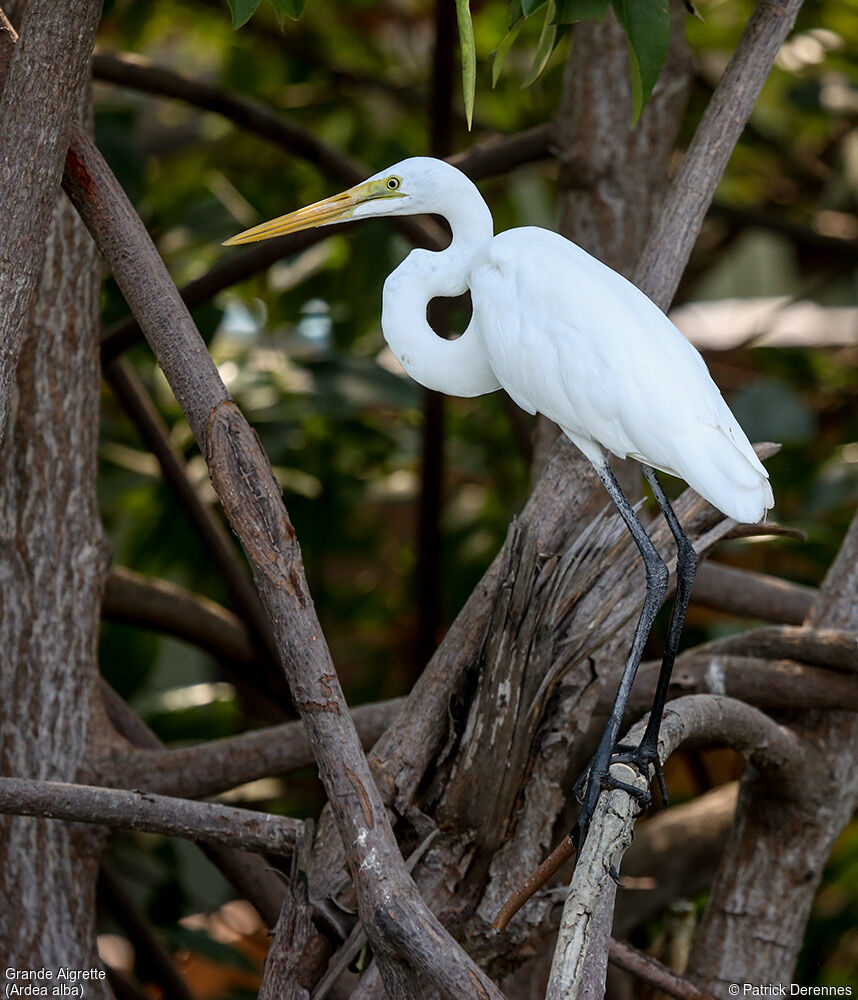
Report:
91,0,858,992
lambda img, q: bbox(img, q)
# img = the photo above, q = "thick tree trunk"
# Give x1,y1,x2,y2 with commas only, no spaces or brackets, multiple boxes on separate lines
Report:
0,0,102,439
0,108,111,974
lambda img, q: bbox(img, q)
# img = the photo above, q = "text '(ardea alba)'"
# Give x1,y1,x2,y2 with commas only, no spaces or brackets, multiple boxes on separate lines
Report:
224,156,774,860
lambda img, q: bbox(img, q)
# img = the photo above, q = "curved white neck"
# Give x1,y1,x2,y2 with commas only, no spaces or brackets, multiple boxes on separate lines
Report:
380,180,500,397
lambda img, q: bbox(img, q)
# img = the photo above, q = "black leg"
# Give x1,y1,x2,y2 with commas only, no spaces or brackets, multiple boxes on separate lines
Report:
634,467,698,771
572,462,668,851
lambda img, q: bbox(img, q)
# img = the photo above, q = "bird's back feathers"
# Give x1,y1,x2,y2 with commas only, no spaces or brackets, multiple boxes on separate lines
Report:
469,227,773,523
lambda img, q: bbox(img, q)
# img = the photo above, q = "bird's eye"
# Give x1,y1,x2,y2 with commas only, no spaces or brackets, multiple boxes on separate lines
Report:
386,176,402,191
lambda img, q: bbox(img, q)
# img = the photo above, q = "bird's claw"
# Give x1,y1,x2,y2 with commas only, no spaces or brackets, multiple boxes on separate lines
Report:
611,740,669,806
571,739,666,859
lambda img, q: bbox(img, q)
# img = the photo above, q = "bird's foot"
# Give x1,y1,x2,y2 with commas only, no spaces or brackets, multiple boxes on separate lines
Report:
611,739,669,806
571,740,663,858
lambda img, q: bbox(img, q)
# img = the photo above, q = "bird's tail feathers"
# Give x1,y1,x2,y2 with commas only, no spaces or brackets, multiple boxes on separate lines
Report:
675,428,773,524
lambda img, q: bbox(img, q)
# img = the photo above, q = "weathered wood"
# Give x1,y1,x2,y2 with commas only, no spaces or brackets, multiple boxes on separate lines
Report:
0,0,101,440
547,695,805,994
111,697,405,799
691,561,815,625
0,777,303,855
688,505,858,992
60,121,505,1000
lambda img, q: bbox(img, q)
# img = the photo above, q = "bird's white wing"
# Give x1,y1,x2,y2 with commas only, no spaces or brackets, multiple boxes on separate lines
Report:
469,228,773,522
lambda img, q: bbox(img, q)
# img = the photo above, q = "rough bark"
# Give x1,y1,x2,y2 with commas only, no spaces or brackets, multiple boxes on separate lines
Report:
691,562,815,625
0,0,101,440
687,506,858,993
60,120,504,998
0,776,303,854
0,72,111,979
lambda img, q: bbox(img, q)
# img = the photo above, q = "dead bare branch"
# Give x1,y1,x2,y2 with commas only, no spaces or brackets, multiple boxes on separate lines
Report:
112,697,405,799
0,776,303,854
546,694,804,995
58,107,504,1000
691,561,815,625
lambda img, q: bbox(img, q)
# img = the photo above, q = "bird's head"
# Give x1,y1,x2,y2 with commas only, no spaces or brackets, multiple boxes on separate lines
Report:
222,157,470,245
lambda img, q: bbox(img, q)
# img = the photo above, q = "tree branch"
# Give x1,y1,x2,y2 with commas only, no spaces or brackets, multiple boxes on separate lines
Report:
0,777,303,855
450,122,553,181
0,0,101,440
92,49,367,187
101,230,339,360
687,503,858,988
546,695,804,998
695,624,858,672
608,940,718,1000
112,697,405,799
98,681,289,928
97,865,195,1000
635,0,806,308
103,565,256,665
103,357,290,711
691,561,815,625
91,49,442,252
624,652,858,719
59,106,504,1000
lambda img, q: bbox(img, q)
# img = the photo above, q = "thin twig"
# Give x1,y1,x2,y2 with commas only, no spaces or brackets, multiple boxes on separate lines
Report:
98,865,195,1000
608,939,718,1000
0,776,303,855
103,357,289,708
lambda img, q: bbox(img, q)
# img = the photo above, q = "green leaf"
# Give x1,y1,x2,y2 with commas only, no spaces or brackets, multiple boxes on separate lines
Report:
492,19,523,87
521,0,557,88
270,0,305,23
455,0,477,131
553,0,609,23
611,0,670,124
227,0,261,28
521,0,549,16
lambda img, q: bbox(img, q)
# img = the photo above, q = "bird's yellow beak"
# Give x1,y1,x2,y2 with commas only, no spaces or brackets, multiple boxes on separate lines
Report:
222,178,402,246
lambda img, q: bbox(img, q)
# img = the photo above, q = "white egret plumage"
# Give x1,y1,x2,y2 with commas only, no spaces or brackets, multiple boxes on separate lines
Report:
224,156,774,853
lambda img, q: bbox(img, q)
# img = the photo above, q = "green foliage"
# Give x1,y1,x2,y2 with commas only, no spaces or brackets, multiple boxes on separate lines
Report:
95,0,858,984
221,0,674,129
226,0,260,29
456,0,477,129
610,0,671,123
553,0,610,23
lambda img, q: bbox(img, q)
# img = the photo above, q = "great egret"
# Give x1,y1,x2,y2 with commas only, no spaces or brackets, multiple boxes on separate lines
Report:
224,156,774,853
